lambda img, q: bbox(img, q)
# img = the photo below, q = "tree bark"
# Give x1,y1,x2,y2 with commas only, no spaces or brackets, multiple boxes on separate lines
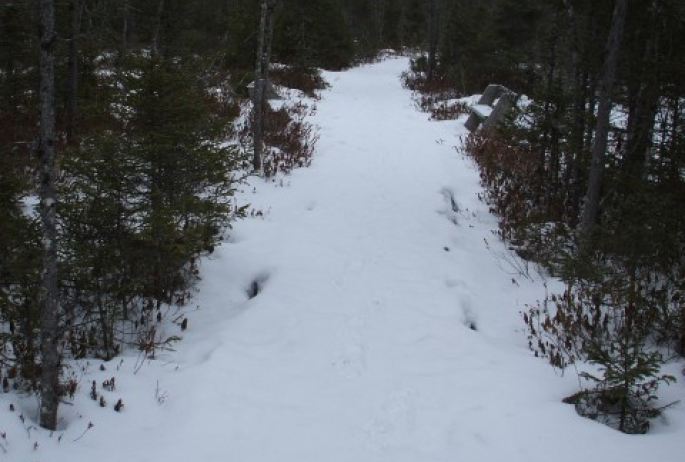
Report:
374,0,387,47
66,0,79,145
580,0,628,238
252,0,276,173
426,0,438,82
121,0,130,53
152,0,166,55
38,0,60,431
624,78,658,180
264,2,276,81
623,0,661,180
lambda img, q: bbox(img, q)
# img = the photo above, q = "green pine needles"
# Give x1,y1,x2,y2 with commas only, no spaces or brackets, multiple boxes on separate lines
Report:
524,272,678,434
57,53,243,360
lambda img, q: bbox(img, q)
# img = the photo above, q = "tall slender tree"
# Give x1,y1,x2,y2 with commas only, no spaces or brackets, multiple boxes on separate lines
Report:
38,0,61,431
252,0,277,172
581,0,629,239
426,0,439,82
66,0,80,144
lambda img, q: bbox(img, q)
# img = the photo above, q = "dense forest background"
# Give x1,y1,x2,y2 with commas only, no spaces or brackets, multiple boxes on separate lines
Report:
1,0,683,433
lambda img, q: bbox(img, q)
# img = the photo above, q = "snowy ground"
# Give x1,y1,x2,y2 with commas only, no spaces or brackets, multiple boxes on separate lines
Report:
2,57,683,462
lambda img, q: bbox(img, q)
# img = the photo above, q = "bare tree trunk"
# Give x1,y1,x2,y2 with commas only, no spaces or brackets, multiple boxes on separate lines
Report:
38,0,60,431
374,0,387,47
623,0,661,180
562,0,588,226
252,0,276,173
66,0,79,145
426,0,438,82
580,0,628,239
252,0,267,173
264,2,276,79
624,77,658,180
540,7,560,184
121,0,130,53
152,0,166,55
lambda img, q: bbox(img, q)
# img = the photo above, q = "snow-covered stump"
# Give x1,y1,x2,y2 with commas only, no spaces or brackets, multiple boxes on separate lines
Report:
481,92,516,130
477,83,506,106
465,84,517,132
464,104,490,132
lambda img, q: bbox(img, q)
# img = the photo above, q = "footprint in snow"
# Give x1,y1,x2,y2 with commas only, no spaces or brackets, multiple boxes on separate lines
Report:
332,343,366,379
361,387,418,451
444,277,478,331
438,187,460,226
332,328,366,379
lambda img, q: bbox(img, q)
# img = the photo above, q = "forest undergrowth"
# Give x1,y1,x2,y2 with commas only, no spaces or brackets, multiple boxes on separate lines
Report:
0,50,322,422
404,48,684,433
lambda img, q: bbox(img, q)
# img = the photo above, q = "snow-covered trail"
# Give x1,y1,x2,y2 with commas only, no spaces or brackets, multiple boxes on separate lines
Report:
184,59,547,461
54,58,681,462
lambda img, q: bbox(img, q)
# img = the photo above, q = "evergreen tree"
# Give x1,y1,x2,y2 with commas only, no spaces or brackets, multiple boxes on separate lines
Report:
273,0,354,70
401,0,427,47
58,53,240,358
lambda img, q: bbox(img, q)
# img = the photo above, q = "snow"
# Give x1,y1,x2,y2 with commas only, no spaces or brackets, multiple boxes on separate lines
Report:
2,57,682,462
471,104,493,117
22,194,40,218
